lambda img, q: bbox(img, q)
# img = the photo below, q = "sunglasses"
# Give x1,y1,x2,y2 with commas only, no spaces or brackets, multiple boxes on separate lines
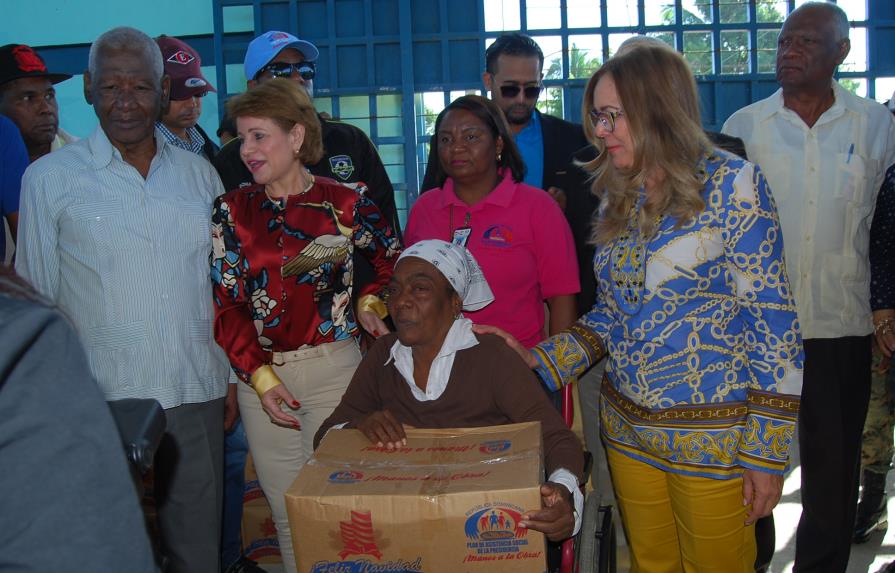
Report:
498,84,543,100
256,61,316,81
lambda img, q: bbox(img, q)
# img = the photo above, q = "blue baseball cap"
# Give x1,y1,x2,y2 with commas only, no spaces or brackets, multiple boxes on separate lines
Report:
244,31,319,81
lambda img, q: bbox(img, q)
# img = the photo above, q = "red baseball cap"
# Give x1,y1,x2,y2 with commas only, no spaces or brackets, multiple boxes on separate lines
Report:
0,44,72,87
156,36,216,100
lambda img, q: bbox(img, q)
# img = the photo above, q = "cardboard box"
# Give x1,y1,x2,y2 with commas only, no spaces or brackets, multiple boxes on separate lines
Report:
242,499,282,564
286,422,546,573
244,452,266,506
241,453,282,563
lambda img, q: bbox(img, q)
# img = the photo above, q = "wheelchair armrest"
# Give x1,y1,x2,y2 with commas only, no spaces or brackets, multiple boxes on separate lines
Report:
582,450,594,486
106,398,166,475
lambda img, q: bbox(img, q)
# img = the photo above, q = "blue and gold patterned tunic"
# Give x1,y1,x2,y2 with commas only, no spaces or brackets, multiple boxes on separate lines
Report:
533,150,803,478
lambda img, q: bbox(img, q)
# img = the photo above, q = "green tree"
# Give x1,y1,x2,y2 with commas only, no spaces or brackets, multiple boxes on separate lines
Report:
538,43,601,118
661,0,785,75
839,78,860,95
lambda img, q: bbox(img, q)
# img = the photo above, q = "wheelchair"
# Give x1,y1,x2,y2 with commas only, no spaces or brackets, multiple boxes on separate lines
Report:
553,385,618,573
108,398,168,570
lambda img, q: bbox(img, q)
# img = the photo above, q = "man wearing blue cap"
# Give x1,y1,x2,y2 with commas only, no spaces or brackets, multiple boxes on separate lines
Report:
213,30,399,238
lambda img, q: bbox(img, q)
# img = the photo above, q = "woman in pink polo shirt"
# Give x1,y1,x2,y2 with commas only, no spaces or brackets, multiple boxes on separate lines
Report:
405,95,579,350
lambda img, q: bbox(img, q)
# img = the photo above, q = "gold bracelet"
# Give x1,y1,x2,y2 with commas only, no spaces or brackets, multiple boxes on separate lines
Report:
250,364,282,398
357,294,388,319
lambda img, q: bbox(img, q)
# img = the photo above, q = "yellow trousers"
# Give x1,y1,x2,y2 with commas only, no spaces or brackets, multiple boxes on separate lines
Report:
607,448,757,573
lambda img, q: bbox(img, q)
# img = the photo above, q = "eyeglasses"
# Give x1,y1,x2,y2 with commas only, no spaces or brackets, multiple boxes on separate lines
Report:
589,109,624,133
498,84,543,100
256,61,316,81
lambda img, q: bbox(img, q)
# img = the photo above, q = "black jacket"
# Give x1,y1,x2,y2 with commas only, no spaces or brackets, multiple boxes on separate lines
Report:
195,124,220,163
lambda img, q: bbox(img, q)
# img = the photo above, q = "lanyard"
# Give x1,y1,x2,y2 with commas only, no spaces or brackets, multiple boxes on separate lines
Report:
449,205,472,247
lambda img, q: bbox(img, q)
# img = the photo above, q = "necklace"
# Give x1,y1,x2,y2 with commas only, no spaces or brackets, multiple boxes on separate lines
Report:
264,172,315,203
608,193,661,315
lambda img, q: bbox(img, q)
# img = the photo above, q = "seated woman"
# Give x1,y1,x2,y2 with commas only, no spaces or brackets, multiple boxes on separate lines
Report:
314,239,584,542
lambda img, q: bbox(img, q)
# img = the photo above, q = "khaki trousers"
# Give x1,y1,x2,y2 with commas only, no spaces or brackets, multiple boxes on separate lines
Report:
238,339,360,573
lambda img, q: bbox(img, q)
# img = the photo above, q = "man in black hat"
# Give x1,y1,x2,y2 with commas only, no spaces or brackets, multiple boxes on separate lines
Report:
0,44,75,164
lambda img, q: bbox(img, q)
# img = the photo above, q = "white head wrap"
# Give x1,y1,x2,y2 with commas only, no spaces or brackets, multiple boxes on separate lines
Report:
398,240,494,311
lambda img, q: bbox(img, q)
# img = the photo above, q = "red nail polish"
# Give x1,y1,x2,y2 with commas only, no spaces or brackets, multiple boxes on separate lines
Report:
373,330,380,336
292,401,300,407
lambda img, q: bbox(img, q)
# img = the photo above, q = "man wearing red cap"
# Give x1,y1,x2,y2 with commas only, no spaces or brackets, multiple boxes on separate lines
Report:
0,44,75,163
0,44,75,257
155,36,219,162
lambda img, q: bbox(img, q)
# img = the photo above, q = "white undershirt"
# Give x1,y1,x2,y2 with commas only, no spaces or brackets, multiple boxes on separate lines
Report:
385,317,583,534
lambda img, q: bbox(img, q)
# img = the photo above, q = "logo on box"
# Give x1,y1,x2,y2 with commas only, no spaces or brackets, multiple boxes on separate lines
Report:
308,510,424,573
479,440,511,454
328,470,364,484
464,502,541,562
339,510,382,560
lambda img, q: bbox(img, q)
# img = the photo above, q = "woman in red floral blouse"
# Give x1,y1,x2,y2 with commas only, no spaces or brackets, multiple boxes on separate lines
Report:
210,78,400,570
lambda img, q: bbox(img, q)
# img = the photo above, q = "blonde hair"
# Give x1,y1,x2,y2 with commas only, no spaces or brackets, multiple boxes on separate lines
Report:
226,78,324,165
581,45,711,245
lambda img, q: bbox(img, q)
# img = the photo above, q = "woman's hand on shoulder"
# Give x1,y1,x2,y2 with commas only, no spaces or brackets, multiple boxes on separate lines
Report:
357,310,390,338
742,468,783,525
472,324,538,369
355,409,406,450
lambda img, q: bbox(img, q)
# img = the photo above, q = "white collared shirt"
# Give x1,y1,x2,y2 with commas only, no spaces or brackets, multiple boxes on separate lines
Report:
385,317,479,401
16,126,231,408
385,316,583,534
50,128,77,152
723,81,895,339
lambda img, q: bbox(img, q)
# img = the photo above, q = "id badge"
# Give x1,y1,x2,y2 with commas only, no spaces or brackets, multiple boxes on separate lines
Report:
452,226,472,247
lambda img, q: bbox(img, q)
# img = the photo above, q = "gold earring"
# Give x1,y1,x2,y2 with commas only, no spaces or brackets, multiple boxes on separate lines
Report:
496,152,502,162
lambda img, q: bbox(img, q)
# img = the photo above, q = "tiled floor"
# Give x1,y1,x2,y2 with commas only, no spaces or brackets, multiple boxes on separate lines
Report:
763,435,895,573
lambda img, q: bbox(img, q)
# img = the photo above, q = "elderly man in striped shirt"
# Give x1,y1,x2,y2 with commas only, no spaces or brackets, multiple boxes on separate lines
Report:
16,26,230,573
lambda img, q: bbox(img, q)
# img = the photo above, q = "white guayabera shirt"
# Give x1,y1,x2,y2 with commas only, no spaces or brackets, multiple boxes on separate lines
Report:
724,80,895,339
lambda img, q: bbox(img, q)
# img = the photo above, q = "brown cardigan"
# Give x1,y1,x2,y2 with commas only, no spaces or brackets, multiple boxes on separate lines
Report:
315,332,584,481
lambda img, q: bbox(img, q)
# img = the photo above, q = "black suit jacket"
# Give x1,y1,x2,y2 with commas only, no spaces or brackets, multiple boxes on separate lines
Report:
195,123,220,163
537,113,597,314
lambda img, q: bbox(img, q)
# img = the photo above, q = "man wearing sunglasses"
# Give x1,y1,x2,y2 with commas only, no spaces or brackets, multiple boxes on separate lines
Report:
213,31,399,238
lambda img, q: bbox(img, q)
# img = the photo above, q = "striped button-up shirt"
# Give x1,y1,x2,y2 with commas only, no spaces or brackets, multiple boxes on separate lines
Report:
155,121,205,156
16,126,230,409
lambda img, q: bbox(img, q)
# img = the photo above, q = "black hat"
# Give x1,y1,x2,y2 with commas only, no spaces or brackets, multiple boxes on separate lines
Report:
0,44,72,87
